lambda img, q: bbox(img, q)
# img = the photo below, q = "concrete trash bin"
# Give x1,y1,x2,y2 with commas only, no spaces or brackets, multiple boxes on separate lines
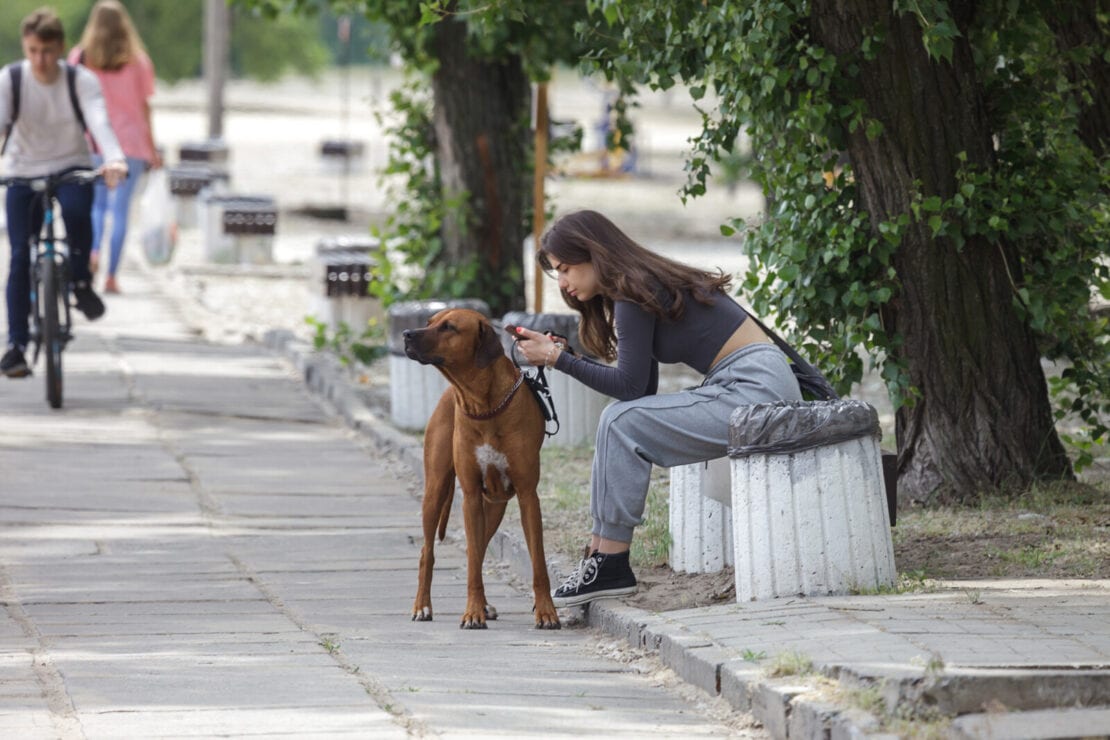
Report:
728,399,896,601
309,237,383,332
168,165,229,229
179,139,230,166
669,457,734,574
499,311,608,448
200,194,277,264
388,299,491,432
319,139,366,174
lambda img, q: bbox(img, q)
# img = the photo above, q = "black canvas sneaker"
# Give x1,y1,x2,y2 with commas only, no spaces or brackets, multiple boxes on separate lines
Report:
551,550,637,607
73,281,105,320
1,346,30,378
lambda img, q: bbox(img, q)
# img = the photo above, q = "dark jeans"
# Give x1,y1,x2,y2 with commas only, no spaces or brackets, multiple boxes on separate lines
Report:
5,172,94,348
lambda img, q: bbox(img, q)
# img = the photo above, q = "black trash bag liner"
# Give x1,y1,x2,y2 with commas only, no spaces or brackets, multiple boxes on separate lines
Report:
728,399,880,458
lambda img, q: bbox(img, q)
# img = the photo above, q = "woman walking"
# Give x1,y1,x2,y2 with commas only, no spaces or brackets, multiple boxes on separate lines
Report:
69,0,161,294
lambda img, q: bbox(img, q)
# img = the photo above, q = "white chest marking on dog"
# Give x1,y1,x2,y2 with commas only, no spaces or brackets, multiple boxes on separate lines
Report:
475,444,511,489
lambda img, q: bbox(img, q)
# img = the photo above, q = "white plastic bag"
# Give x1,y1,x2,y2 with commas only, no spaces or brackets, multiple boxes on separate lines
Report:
138,168,176,265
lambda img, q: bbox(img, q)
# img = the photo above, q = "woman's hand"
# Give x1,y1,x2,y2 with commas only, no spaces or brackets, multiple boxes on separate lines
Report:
510,326,563,368
99,160,129,189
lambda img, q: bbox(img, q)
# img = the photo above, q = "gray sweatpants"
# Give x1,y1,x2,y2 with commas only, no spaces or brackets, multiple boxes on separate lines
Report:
590,343,803,543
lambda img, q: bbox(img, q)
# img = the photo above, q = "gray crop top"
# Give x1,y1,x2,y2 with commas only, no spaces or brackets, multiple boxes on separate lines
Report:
552,290,748,401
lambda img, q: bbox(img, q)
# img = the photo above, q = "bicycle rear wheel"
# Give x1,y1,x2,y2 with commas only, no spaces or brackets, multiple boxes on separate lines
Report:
41,255,64,409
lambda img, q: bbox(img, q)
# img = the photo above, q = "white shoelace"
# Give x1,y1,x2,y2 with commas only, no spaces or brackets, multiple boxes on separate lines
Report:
557,555,600,592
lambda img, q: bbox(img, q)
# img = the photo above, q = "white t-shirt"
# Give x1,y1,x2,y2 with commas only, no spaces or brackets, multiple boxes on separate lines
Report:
0,59,124,177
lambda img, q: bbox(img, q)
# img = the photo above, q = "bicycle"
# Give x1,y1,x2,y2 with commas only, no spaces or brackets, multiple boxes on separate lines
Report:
1,168,100,409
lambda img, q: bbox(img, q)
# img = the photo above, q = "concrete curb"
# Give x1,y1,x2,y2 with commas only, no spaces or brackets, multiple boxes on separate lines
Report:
262,329,892,739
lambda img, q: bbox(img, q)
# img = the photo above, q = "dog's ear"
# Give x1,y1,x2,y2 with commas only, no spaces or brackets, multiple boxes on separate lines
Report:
474,320,505,369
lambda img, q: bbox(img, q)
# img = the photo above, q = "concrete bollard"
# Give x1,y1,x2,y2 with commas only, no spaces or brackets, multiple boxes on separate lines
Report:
388,299,490,432
500,311,608,447
669,457,734,573
728,400,896,602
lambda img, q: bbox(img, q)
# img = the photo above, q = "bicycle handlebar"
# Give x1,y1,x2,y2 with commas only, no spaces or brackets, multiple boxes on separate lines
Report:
0,168,101,191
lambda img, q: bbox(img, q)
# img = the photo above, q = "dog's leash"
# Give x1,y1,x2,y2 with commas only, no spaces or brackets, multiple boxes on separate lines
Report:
509,336,561,438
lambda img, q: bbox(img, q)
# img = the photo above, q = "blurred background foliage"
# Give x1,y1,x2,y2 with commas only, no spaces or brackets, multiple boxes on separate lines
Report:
0,0,391,83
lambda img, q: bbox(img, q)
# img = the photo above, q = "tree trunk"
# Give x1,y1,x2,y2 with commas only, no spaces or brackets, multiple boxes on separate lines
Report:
1048,0,1110,159
810,1,1073,503
429,17,531,316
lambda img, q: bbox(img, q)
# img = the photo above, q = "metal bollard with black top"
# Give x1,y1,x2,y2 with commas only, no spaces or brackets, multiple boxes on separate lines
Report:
500,311,609,448
388,299,491,431
310,237,382,332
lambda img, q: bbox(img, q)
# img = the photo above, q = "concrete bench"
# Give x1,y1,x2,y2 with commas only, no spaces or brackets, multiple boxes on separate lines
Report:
387,299,490,432
668,399,897,601
499,311,609,448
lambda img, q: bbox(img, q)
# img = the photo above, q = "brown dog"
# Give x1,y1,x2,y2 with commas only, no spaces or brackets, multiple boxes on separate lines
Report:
403,308,560,629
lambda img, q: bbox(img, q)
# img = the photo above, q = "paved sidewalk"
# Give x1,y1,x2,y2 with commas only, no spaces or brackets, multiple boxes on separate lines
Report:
264,323,1110,739
0,268,762,738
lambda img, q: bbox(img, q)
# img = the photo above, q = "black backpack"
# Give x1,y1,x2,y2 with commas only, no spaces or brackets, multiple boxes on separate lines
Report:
2,62,88,155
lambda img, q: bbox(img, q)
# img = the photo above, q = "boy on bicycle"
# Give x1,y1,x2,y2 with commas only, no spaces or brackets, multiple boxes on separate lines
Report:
0,7,127,378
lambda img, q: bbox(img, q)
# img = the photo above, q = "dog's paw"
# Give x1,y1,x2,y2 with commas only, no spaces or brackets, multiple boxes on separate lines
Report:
459,616,489,630
484,603,498,621
412,606,433,622
530,599,559,630
533,603,561,629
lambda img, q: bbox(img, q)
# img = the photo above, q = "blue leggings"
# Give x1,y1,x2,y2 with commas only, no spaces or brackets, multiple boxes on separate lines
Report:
589,343,803,543
5,173,94,349
91,155,146,277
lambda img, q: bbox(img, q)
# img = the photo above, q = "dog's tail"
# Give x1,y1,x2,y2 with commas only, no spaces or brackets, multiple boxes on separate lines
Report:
436,484,455,542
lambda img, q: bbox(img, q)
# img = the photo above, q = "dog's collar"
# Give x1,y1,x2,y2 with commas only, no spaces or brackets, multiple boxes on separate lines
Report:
460,370,525,421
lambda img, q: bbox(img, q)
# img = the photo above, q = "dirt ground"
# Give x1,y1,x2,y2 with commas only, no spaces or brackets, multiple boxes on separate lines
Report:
603,480,1110,615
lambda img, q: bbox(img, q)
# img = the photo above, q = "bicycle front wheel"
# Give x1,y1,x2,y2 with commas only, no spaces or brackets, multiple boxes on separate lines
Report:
41,255,64,409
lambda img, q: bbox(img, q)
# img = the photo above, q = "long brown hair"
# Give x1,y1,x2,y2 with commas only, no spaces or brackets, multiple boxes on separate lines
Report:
538,210,732,361
78,0,147,71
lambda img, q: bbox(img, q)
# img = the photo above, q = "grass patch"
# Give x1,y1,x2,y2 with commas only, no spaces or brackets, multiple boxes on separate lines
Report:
511,443,673,571
892,479,1109,581
764,649,814,678
630,466,672,567
511,438,1107,588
